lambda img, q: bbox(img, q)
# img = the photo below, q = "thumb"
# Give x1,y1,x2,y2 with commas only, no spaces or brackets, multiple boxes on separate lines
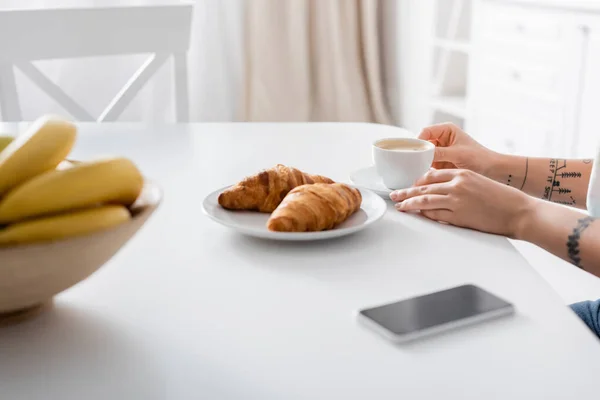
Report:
433,146,457,163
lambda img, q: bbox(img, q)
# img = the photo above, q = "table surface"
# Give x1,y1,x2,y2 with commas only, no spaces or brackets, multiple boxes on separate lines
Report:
0,123,599,400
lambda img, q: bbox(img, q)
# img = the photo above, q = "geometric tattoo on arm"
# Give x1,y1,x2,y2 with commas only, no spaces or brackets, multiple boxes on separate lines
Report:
507,157,529,190
520,157,529,190
543,159,581,206
567,216,596,269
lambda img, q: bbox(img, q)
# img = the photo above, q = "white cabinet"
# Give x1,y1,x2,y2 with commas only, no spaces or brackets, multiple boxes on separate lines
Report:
467,0,600,158
576,29,600,158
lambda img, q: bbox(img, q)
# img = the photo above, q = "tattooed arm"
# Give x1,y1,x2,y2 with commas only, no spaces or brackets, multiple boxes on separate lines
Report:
516,200,600,276
390,169,600,277
485,155,593,209
418,123,594,209
415,123,599,274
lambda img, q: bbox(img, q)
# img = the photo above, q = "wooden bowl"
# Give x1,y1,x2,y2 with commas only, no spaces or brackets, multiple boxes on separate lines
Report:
0,182,161,323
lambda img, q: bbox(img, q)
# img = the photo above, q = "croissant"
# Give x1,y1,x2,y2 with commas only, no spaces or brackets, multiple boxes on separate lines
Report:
218,164,334,213
267,183,362,232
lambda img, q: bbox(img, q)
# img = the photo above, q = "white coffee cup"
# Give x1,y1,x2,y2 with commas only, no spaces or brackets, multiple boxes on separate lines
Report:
373,137,435,190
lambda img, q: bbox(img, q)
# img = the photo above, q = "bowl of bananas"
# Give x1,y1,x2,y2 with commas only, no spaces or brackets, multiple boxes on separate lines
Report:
0,115,161,325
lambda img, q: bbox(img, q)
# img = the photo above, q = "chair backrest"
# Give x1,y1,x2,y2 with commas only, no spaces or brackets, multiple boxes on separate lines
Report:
0,2,193,122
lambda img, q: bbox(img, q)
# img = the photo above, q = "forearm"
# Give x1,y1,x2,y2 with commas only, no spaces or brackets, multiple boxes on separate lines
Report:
516,199,600,277
485,153,593,209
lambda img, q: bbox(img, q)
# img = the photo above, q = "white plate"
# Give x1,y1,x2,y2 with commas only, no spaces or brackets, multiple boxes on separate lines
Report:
202,186,387,241
349,165,394,199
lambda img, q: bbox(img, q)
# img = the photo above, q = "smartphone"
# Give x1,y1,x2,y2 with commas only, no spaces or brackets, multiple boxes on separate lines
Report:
357,284,515,343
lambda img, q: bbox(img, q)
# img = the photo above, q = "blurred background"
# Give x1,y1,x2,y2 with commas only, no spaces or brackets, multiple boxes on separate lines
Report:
1,0,599,157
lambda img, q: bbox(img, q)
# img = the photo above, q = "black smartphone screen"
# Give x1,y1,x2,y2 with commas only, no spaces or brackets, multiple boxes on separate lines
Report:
359,284,513,336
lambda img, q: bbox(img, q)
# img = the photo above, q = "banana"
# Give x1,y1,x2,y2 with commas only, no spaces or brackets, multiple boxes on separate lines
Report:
0,157,144,224
0,205,131,246
0,135,13,153
57,160,74,170
0,115,77,197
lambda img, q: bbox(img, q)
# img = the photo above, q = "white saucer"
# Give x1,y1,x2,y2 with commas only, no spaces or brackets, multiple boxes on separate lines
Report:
202,186,386,241
349,166,394,199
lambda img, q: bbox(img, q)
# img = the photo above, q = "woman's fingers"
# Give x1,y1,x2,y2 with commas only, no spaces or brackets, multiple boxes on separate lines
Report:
413,169,458,186
418,122,457,143
395,194,451,211
432,161,456,170
390,182,452,202
419,123,467,168
432,146,458,164
420,209,454,223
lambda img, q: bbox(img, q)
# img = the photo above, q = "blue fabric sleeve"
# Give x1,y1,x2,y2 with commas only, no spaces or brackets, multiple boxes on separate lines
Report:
570,299,600,338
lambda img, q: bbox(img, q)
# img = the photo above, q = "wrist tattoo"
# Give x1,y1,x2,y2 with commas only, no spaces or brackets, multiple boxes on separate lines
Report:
543,159,581,206
520,157,528,190
567,216,596,269
506,158,529,188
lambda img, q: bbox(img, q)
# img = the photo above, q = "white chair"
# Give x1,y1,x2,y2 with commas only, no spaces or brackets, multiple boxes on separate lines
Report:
0,2,193,122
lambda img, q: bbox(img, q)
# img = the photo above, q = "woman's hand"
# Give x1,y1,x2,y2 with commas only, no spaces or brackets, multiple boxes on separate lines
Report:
419,123,497,175
390,169,534,238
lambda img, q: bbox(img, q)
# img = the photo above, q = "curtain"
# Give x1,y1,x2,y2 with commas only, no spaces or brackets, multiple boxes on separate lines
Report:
243,0,392,124
2,0,244,122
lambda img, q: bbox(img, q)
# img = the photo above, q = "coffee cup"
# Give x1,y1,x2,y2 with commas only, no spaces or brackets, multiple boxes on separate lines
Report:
372,137,434,190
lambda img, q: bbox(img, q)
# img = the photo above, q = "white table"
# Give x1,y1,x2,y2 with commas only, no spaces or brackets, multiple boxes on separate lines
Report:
0,123,599,400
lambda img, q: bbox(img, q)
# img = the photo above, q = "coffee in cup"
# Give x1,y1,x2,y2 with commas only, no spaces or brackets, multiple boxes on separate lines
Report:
375,139,431,152
372,137,434,190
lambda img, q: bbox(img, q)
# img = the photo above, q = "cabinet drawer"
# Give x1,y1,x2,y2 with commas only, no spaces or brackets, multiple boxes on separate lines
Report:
480,58,561,94
480,2,563,44
486,15,562,43
476,1,573,67
470,82,564,128
478,39,563,66
471,110,558,157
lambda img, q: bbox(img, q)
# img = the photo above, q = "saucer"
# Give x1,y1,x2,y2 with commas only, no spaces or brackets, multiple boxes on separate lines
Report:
349,166,395,199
